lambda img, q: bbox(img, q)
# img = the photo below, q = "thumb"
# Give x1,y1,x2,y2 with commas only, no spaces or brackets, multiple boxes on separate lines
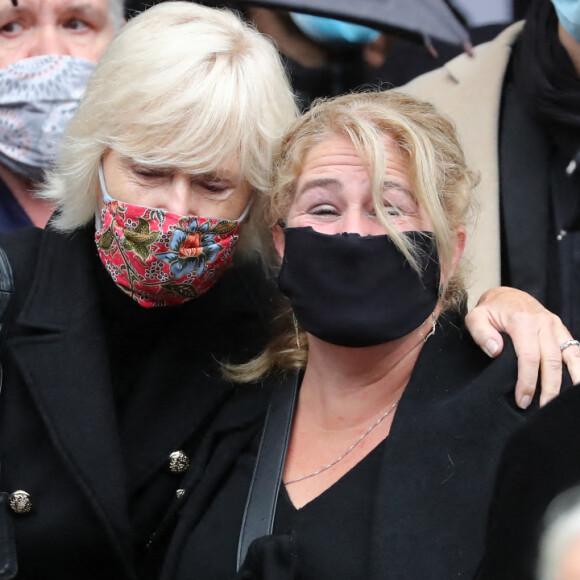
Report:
465,308,505,358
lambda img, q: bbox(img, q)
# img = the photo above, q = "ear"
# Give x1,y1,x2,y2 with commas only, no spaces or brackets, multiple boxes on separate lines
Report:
448,226,466,280
273,224,285,258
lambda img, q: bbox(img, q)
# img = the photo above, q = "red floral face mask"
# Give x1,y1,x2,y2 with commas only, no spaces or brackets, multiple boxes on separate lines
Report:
95,166,247,308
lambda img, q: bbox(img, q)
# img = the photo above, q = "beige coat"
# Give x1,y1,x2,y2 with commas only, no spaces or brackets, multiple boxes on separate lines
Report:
403,22,524,308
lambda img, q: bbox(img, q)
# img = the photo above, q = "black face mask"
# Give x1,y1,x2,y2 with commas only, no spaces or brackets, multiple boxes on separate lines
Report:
278,227,441,347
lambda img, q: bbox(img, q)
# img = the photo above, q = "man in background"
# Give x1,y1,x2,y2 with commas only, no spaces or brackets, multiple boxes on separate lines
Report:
0,0,124,231
404,0,580,341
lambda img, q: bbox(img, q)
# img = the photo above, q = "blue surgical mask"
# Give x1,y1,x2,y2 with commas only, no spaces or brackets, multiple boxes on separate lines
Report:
290,12,380,45
551,0,580,43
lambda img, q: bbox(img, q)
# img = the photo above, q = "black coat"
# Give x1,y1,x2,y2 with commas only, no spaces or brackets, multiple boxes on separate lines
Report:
475,385,580,580
161,315,528,580
0,225,274,579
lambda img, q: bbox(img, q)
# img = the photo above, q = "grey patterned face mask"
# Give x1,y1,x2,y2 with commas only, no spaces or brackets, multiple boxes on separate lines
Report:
0,55,95,181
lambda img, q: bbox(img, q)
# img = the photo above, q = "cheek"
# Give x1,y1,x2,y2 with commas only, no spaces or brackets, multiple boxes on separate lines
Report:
85,37,113,62
214,184,253,221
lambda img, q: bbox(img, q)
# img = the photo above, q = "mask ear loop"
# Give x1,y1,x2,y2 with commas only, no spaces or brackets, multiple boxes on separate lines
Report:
236,196,254,222
98,163,114,203
95,163,115,230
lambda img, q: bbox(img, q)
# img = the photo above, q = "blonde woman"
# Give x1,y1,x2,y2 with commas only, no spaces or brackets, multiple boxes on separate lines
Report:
0,3,297,578
162,91,546,580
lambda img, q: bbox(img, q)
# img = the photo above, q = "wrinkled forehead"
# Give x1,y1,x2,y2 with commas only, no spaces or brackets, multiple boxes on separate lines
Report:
295,129,410,182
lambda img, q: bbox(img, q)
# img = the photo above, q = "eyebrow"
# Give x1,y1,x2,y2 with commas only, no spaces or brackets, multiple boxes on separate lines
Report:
297,177,343,196
383,180,415,199
193,172,235,184
60,3,109,21
297,177,415,198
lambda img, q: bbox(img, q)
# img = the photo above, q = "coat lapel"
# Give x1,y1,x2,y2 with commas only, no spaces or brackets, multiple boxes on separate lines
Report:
6,227,133,570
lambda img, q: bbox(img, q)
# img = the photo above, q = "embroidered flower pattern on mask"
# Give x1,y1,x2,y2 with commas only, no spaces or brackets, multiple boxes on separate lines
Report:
95,200,241,308
122,218,160,261
157,218,229,279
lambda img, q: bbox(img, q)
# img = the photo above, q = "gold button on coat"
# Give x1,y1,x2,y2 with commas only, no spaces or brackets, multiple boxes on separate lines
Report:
9,490,31,514
168,450,190,474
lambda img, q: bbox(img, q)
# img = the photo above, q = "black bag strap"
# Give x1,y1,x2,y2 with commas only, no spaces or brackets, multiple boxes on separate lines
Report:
0,246,17,580
236,373,299,570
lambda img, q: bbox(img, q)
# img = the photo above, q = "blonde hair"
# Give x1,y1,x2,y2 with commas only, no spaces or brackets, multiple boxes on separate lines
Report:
41,1,298,260
226,90,477,381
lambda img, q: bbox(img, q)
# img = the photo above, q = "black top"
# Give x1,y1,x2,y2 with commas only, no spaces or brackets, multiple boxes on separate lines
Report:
177,428,384,580
275,440,384,580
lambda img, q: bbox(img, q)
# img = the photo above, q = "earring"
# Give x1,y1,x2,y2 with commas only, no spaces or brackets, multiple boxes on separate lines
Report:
423,312,437,343
293,313,301,349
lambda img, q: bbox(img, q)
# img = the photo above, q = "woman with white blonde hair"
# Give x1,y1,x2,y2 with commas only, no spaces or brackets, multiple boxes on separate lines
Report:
160,91,536,580
0,2,297,579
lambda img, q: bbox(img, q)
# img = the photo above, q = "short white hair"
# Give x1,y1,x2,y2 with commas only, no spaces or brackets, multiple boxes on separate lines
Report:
108,0,125,30
538,486,580,580
41,1,298,259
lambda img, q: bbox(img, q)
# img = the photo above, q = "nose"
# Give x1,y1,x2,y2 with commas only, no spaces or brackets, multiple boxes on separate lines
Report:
27,28,70,58
162,175,199,216
340,208,376,236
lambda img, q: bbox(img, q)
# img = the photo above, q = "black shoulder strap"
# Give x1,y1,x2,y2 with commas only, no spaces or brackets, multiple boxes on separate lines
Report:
0,246,17,580
236,373,299,570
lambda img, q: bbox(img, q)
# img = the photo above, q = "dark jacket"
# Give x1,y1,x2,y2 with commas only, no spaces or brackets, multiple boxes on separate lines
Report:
161,315,527,580
0,224,274,579
475,385,580,580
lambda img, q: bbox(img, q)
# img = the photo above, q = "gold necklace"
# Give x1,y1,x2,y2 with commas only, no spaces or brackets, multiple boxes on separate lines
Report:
284,397,400,485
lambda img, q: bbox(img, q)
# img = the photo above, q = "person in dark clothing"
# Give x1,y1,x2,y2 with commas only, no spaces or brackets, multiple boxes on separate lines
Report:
0,2,297,578
160,91,534,580
404,0,580,379
475,385,580,580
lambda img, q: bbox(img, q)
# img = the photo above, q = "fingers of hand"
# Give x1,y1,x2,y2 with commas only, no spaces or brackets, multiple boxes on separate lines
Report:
506,310,562,409
465,307,503,358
